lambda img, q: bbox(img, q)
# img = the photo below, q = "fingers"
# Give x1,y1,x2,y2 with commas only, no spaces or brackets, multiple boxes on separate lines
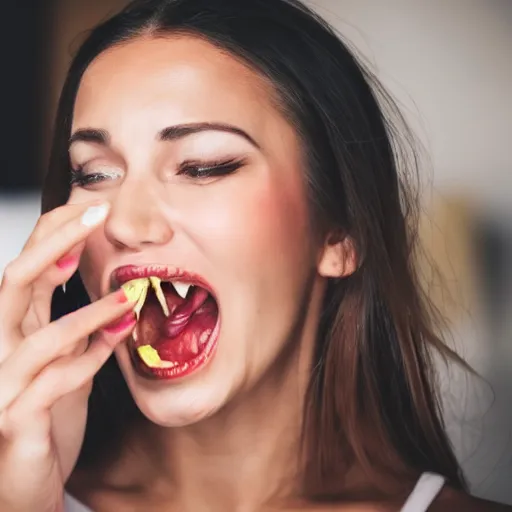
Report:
1,334,119,440
0,202,110,332
19,241,86,337
0,288,134,414
23,201,99,250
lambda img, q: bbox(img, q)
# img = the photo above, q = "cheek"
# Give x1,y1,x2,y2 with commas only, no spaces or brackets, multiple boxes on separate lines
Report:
241,174,311,264
187,171,311,276
246,186,306,251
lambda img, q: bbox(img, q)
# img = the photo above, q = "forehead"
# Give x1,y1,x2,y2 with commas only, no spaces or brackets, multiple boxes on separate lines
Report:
73,35,278,133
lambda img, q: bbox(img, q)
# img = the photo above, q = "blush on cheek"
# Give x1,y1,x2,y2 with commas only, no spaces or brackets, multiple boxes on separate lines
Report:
249,183,309,249
197,183,296,254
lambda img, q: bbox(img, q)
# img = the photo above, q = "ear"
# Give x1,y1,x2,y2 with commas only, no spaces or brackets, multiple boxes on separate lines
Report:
317,231,357,278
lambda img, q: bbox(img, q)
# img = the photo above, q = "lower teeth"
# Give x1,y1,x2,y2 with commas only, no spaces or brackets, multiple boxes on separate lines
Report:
200,329,212,344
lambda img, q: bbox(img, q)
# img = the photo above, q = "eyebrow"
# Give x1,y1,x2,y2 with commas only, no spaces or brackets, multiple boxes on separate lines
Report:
68,122,260,150
69,128,110,147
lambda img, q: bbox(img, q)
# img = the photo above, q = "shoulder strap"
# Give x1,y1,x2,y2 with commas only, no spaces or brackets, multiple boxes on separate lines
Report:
400,472,446,512
64,492,93,512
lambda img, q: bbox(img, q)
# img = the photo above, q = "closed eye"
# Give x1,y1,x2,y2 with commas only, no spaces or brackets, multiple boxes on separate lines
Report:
70,167,121,187
69,157,246,188
177,157,246,179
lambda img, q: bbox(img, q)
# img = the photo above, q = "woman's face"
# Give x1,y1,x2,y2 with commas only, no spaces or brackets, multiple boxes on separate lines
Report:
69,35,332,426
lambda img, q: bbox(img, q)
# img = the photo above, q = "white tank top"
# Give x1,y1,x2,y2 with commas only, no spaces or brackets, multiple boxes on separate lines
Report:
64,471,446,511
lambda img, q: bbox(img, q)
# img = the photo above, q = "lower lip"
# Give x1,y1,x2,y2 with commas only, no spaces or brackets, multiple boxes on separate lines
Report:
131,314,221,380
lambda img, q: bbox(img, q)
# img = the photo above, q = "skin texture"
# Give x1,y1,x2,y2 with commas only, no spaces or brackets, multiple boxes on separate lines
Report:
66,35,508,512
68,35,354,511
0,201,138,512
72,35,327,422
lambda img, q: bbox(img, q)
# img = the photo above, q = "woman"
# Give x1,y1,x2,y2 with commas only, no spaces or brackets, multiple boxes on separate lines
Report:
0,0,509,510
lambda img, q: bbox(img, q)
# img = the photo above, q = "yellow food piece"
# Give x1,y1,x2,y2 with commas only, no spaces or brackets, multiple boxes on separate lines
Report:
133,283,149,318
149,277,170,317
121,278,150,319
121,278,149,304
137,345,162,368
121,277,169,319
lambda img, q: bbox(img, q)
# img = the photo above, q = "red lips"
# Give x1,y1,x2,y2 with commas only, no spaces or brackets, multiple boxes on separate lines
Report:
110,264,216,298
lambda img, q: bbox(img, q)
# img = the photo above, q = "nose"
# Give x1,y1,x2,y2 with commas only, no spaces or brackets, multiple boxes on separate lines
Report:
103,179,174,251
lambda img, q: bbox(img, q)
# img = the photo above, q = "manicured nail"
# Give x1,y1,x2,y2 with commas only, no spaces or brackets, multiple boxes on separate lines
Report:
81,203,110,227
56,254,79,269
116,287,130,303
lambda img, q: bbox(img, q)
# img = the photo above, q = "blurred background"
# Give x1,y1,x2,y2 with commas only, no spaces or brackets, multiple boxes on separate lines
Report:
0,0,511,504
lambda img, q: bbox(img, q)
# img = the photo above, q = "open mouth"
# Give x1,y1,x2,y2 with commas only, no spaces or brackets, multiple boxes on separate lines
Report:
113,266,220,379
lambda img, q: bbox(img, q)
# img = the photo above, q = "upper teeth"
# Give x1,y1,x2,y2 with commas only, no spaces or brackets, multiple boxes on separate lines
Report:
149,277,170,317
121,277,193,320
172,281,191,299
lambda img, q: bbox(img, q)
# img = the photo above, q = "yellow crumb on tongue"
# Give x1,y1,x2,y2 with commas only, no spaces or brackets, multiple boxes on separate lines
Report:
137,345,162,368
137,345,177,369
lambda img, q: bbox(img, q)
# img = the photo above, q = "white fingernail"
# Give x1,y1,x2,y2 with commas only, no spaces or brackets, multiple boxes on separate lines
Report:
81,204,109,227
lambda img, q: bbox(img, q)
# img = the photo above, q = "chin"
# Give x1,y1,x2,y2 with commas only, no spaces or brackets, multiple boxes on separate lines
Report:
114,338,241,427
106,264,301,427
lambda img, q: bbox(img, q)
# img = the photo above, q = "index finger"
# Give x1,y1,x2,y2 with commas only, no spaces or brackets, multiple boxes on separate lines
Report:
23,200,104,251
0,202,111,331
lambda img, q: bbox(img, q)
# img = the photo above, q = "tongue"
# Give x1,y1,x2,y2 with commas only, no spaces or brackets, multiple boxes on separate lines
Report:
137,285,217,363
163,286,209,337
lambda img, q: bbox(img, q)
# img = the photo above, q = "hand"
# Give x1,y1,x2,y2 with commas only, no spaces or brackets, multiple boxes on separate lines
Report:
0,202,135,512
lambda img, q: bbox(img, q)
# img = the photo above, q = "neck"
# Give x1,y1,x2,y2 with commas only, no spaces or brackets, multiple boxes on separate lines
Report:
141,302,320,511
163,371,305,511
90,280,326,512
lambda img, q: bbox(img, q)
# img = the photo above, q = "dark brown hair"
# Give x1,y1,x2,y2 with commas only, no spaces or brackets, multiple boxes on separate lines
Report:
43,0,466,500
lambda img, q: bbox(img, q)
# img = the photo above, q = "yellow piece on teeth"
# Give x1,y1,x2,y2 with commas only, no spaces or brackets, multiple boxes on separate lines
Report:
121,277,170,319
137,345,162,368
149,277,170,317
121,278,150,319
121,278,149,304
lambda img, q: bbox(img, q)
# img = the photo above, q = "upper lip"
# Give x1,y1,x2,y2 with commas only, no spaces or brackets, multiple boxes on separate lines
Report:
110,264,216,297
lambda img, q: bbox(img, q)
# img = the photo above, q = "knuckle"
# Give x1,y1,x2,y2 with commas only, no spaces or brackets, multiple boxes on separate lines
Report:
29,206,69,244
0,338,13,365
53,312,87,347
0,408,17,439
39,361,77,400
30,215,51,243
31,326,68,358
0,262,22,290
33,214,47,231
24,332,51,362
39,206,65,225
39,365,61,390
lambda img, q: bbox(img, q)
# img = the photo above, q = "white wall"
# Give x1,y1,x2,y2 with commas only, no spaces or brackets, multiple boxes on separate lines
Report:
306,0,512,502
310,0,512,216
0,194,41,275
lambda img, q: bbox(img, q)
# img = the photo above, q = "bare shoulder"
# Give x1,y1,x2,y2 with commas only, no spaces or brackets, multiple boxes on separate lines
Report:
429,486,512,512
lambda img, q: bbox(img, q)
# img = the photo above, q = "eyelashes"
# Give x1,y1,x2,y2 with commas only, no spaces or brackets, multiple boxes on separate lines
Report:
69,157,247,188
70,168,116,187
177,157,246,179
